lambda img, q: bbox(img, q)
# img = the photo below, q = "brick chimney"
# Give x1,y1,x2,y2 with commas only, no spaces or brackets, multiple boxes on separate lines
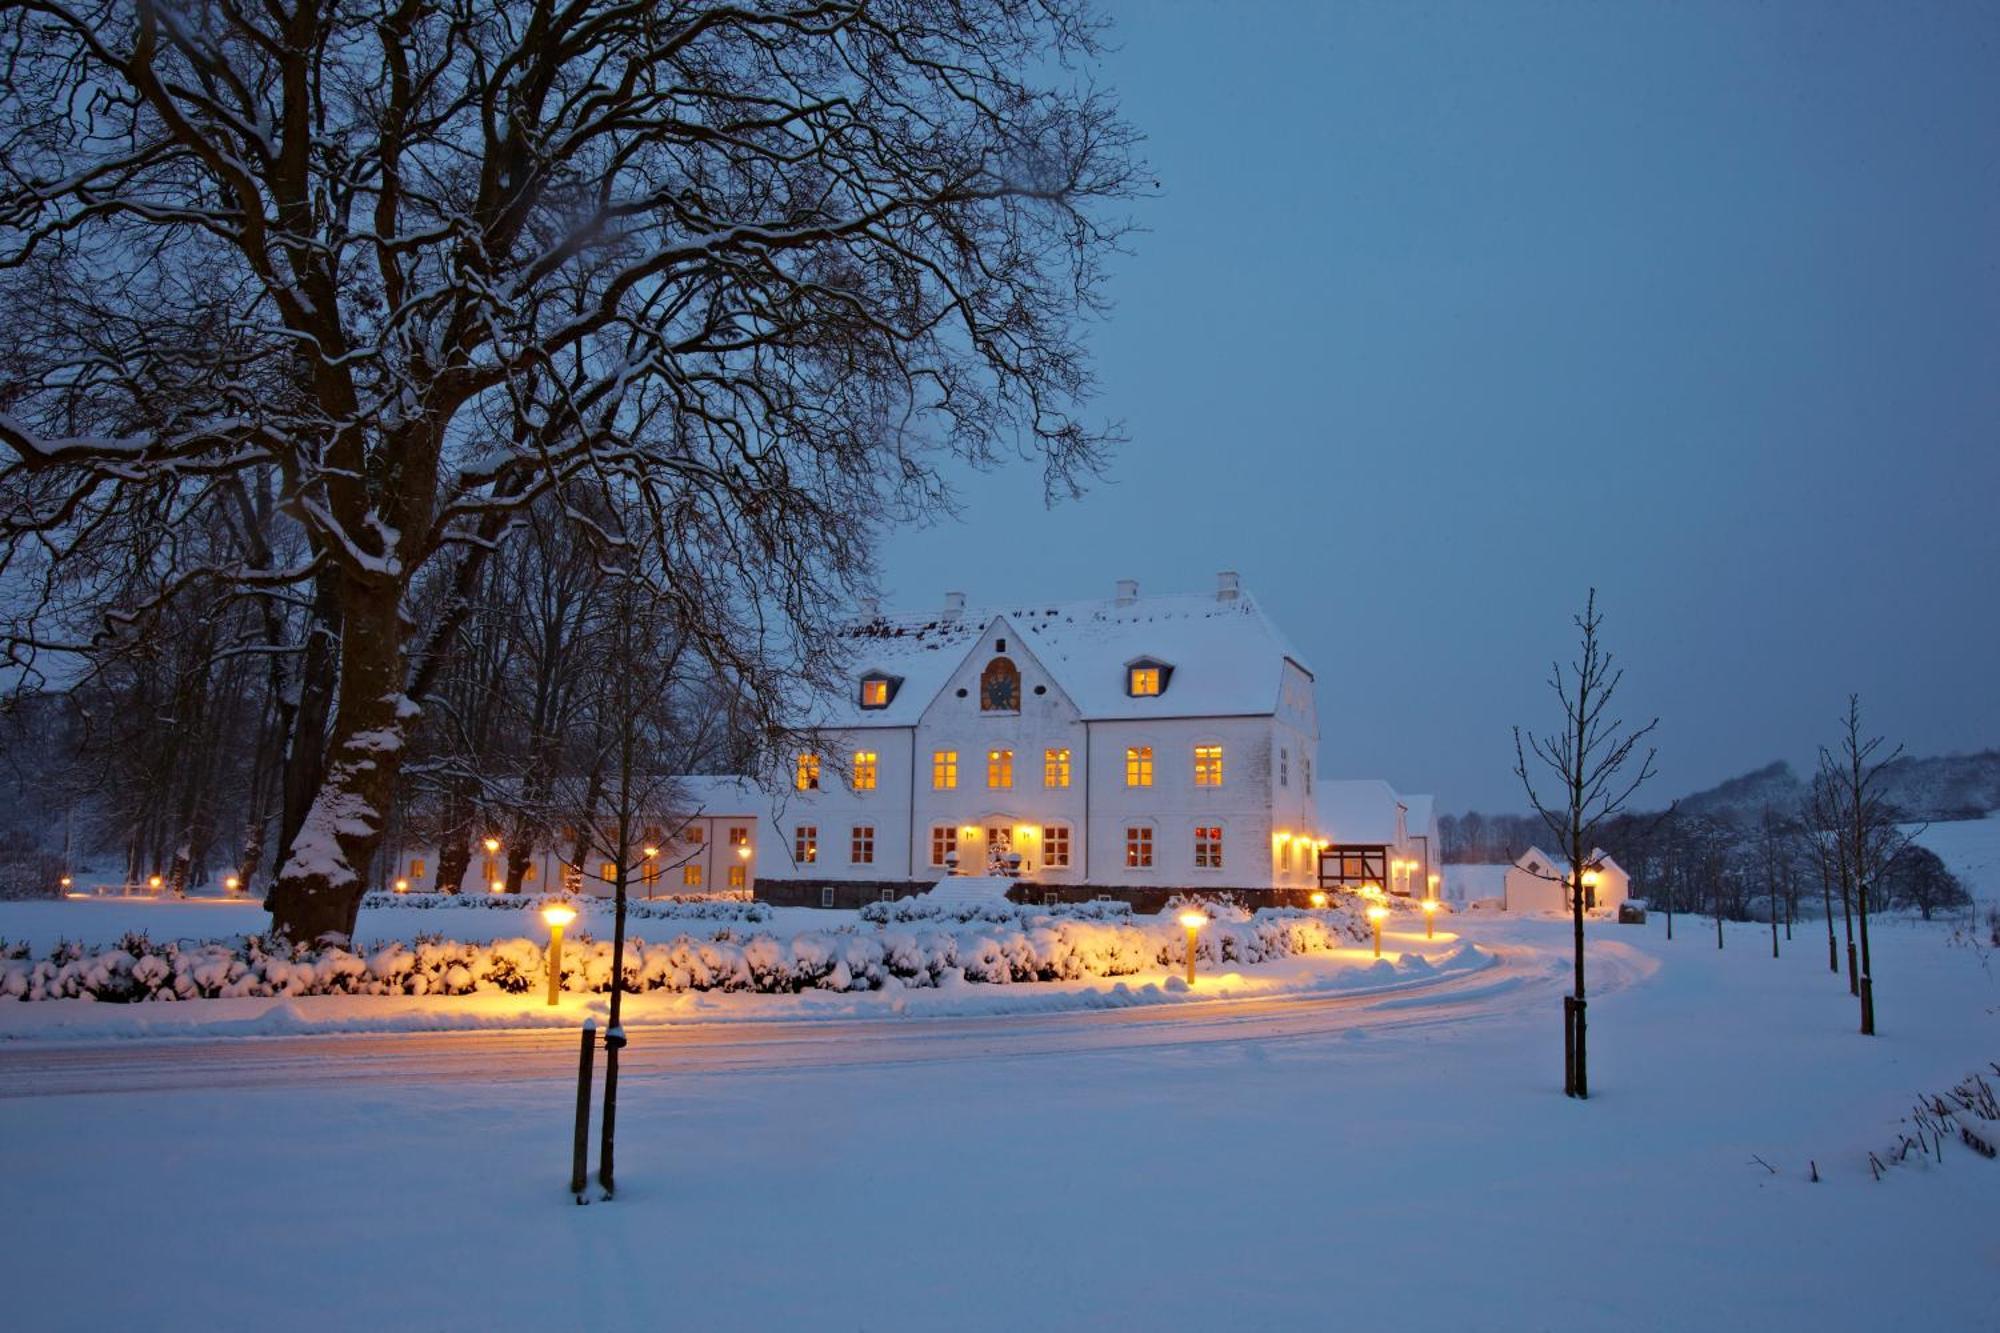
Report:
1114,578,1139,606
1216,570,1240,602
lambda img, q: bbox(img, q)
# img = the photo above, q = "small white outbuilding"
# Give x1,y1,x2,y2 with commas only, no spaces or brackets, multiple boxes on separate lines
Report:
1502,847,1630,916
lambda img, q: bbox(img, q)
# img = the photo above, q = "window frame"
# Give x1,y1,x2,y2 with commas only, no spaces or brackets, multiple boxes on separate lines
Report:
795,825,818,865
796,752,821,791
852,750,879,792
1124,825,1154,869
932,749,958,790
930,825,959,868
1042,824,1071,868
850,825,876,865
1194,825,1224,870
987,748,1014,789
1193,743,1224,788
1043,747,1071,789
1125,745,1154,788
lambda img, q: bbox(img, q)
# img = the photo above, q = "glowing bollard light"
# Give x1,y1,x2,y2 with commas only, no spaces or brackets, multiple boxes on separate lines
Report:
1310,890,1328,910
394,878,410,894
1423,897,1440,939
148,874,164,893
1367,904,1389,958
1178,910,1210,986
542,903,577,1006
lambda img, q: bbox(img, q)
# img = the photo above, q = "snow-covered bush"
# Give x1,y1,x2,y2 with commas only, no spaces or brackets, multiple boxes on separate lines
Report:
358,890,768,922
859,896,1133,926
0,906,1368,1003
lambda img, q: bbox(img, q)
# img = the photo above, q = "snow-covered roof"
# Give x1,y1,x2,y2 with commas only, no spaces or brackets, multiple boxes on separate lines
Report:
666,775,766,817
1515,846,1618,875
803,585,1312,729
1320,779,1405,845
1402,794,1436,835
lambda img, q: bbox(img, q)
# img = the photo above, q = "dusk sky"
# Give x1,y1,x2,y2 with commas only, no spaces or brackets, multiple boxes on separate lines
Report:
879,0,2000,812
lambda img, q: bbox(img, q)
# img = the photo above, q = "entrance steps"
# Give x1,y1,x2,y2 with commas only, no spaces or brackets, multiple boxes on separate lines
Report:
920,875,1017,908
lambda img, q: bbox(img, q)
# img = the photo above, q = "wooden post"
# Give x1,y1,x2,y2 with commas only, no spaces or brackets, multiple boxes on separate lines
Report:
1562,996,1576,1097
598,1025,626,1198
1573,998,1588,1100
570,1020,596,1201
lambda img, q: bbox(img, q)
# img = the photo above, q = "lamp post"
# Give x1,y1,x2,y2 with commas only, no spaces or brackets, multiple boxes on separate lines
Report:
1309,890,1328,910
1367,903,1388,958
642,845,659,900
1422,896,1440,939
394,877,410,894
1178,910,1209,986
542,904,577,1006
482,835,502,893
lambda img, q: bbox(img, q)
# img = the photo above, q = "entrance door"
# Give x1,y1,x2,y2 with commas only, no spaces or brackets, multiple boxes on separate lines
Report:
984,825,1012,874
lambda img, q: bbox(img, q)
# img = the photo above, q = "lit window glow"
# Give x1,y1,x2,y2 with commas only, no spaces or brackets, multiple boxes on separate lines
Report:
1194,744,1224,787
1125,826,1153,868
861,677,890,707
987,748,1014,789
1044,747,1071,788
1043,826,1071,868
1125,746,1153,788
932,749,958,790
1195,825,1223,868
1129,666,1161,696
853,751,878,791
796,752,821,791
795,825,818,865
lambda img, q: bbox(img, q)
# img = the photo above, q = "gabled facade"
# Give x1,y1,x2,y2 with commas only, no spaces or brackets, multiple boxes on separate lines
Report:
1503,847,1631,915
762,574,1321,895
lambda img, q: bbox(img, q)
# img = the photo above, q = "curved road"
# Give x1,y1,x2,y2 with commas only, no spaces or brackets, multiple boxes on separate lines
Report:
0,937,1643,1099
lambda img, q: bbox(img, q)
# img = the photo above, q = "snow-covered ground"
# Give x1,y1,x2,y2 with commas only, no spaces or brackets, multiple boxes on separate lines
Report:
1910,811,2000,906
2,910,1993,1330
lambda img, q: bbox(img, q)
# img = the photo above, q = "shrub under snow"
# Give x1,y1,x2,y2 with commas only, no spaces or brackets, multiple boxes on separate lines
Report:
357,891,770,923
0,908,1371,1004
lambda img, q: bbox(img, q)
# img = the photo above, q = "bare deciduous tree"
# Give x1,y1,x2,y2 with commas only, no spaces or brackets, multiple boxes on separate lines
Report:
0,0,1139,943
1514,589,1658,1099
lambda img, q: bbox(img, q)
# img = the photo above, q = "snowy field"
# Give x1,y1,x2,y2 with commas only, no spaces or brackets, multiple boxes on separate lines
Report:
1911,811,2000,906
2,908,1995,1330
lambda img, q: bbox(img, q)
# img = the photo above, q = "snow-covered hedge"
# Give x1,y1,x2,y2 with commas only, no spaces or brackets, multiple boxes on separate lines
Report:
859,897,1133,926
358,891,769,923
0,908,1370,1003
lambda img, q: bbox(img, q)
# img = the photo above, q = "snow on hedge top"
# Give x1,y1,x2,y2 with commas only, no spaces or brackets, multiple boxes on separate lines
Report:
807,588,1312,728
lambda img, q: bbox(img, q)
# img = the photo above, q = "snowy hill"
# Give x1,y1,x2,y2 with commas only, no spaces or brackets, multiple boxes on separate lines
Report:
1675,750,2000,824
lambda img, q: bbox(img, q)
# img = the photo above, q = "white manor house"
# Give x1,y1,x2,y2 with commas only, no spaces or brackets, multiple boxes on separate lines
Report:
751,573,1426,909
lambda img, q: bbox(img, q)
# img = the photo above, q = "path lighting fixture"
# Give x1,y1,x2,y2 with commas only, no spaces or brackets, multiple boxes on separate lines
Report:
148,874,163,891
1178,910,1210,986
1367,903,1389,958
59,875,72,890
394,878,410,894
224,875,241,893
737,845,752,860
643,845,658,860
1310,890,1328,910
1422,897,1440,939
490,879,506,894
542,904,578,1006
483,836,501,855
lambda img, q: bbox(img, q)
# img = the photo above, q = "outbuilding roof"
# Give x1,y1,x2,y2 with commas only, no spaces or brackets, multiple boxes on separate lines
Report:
804,585,1312,729
1319,779,1406,846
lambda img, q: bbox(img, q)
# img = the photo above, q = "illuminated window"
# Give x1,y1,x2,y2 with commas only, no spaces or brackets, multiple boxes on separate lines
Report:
1194,744,1224,787
523,863,537,881
860,677,893,708
1125,746,1153,788
1195,826,1223,869
600,862,616,880
409,859,426,879
1044,747,1071,788
685,825,703,844
851,825,875,864
1125,826,1153,868
683,863,703,887
1043,826,1070,868
728,826,748,846
853,751,878,791
987,748,1013,788
728,864,746,889
795,825,817,864
796,752,821,791
932,749,958,790
1129,666,1161,696
931,826,958,867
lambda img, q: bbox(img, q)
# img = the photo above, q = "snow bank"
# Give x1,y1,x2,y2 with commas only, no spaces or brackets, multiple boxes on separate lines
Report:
1,908,1371,1004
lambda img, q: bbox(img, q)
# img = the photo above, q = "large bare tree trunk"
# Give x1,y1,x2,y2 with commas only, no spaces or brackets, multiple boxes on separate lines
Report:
267,578,408,942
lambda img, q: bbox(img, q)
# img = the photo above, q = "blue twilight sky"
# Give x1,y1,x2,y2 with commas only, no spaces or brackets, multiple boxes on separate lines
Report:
878,0,2000,812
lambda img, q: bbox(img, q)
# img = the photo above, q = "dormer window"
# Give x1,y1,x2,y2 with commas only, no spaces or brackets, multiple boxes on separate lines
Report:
858,673,900,709
1126,658,1173,697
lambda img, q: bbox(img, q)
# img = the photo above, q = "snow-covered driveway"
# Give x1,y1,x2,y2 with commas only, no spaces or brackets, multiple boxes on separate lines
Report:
2,915,1992,1330
0,933,1576,1097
